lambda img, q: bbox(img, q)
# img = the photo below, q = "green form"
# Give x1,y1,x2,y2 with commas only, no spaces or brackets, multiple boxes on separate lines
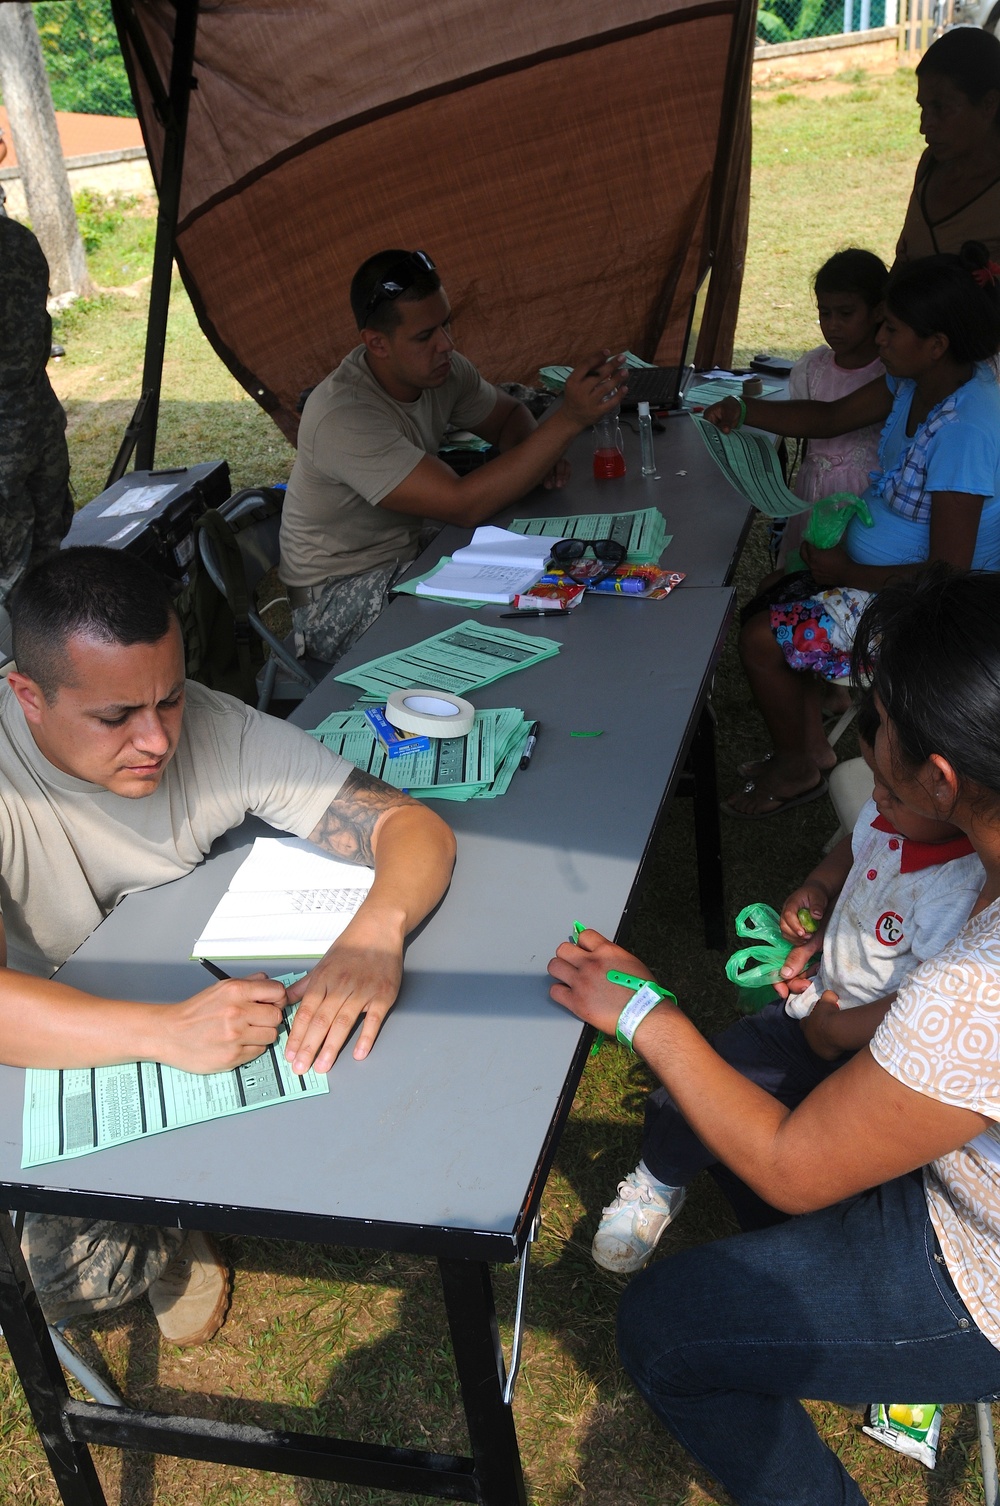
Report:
508,507,668,564
310,707,531,801
21,977,328,1168
684,379,781,408
692,416,810,519
334,619,560,698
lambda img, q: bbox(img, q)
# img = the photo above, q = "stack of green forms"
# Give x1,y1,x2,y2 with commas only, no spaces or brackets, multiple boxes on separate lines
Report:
333,619,561,697
309,707,533,801
508,507,670,565
538,351,656,393
313,621,561,800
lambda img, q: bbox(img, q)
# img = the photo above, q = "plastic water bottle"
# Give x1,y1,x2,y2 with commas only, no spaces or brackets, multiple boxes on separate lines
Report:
638,401,657,478
592,409,626,479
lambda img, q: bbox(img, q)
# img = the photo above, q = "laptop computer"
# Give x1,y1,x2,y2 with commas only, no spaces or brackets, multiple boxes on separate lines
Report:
620,263,712,412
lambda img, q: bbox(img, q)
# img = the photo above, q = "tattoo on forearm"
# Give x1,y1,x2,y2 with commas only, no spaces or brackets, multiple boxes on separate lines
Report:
308,768,414,866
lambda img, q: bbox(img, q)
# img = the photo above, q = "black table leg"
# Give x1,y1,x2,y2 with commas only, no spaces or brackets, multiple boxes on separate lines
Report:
438,1259,527,1506
0,1211,107,1506
691,704,726,952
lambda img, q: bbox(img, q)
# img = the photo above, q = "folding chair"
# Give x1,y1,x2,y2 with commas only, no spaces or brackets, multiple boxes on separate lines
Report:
197,490,320,712
977,1403,999,1505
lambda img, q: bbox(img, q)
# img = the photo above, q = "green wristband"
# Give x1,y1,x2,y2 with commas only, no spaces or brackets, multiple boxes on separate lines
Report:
734,396,746,429
607,972,676,1052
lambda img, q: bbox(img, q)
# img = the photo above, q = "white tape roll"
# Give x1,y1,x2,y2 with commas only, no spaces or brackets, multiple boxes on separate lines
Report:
384,687,475,739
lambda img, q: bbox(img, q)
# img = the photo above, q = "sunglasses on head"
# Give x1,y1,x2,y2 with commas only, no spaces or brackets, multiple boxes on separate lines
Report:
361,250,437,326
548,537,627,583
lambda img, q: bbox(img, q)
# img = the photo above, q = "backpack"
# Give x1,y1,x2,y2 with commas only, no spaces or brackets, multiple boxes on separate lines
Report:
173,487,285,706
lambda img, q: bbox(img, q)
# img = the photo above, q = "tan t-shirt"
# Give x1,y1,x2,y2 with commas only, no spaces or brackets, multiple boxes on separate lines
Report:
896,151,1000,264
0,680,352,977
871,898,1000,1351
279,346,499,586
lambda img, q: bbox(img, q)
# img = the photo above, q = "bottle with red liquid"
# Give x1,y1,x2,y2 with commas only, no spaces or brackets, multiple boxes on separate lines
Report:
592,409,626,480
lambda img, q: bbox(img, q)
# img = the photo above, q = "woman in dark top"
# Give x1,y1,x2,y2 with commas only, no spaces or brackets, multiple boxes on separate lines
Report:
896,27,1000,264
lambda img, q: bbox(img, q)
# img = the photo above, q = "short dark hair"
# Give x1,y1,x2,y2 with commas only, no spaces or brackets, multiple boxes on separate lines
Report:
883,241,1000,364
350,249,441,333
917,25,1000,115
814,248,888,309
852,567,1000,806
11,547,178,700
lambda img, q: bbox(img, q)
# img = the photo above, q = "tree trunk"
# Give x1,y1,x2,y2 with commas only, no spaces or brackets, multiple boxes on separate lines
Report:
0,2,94,299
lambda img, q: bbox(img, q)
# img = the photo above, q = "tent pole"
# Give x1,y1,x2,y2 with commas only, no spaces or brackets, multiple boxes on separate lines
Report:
134,0,200,471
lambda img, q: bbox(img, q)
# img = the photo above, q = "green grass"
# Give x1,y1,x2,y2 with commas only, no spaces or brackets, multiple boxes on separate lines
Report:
4,67,991,1506
733,64,921,363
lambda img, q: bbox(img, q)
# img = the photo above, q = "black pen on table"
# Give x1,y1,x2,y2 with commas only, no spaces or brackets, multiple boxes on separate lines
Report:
520,721,540,771
499,609,567,619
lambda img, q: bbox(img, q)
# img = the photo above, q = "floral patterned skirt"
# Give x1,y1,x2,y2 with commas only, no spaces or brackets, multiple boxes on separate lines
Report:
743,571,872,682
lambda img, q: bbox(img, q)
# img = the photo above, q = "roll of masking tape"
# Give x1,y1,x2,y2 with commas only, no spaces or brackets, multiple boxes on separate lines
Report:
385,687,476,740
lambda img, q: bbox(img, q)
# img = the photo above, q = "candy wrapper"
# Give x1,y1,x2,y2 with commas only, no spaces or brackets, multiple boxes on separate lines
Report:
863,1403,942,1469
512,580,585,611
540,567,685,599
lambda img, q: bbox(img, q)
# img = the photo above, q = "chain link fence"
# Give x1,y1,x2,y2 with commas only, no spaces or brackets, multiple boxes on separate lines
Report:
33,0,132,116
757,0,899,44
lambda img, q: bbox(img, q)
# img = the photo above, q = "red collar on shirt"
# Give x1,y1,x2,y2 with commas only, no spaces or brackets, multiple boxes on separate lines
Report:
871,812,975,873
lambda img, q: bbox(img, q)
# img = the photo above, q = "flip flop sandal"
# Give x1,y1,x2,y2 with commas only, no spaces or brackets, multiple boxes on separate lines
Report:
736,752,773,780
721,775,829,820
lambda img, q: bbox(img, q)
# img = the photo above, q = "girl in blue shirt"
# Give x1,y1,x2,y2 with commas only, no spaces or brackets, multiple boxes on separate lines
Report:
705,240,1000,817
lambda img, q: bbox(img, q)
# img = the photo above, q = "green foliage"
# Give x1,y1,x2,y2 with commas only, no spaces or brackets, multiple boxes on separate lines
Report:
756,0,891,43
33,0,132,116
72,187,133,253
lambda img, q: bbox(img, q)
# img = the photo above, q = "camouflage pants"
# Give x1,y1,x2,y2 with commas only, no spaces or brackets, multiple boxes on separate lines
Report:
0,395,72,606
291,560,400,666
20,1214,185,1324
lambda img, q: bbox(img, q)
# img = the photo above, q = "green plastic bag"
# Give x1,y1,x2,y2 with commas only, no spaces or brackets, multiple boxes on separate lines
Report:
802,492,874,549
725,903,794,1006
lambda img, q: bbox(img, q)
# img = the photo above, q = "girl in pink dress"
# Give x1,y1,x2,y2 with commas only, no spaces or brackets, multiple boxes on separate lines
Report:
778,249,889,567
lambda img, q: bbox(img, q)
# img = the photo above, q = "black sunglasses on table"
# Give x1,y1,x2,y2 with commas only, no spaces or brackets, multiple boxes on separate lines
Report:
547,537,627,584
362,250,437,326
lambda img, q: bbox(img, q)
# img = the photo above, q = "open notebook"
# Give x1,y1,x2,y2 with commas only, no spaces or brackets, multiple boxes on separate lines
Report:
191,837,375,960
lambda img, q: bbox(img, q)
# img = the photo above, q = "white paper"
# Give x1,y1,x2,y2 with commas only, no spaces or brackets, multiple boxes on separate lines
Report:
99,482,175,518
414,561,542,604
451,525,560,569
105,519,145,543
191,837,375,959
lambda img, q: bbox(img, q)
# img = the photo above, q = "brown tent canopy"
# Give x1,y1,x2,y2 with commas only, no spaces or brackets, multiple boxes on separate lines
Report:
114,0,753,449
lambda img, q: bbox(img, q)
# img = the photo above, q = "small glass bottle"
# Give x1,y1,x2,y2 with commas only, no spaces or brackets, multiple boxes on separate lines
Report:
592,408,626,480
637,401,657,478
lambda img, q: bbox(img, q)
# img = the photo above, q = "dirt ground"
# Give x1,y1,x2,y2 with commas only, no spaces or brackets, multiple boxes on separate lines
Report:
753,36,909,96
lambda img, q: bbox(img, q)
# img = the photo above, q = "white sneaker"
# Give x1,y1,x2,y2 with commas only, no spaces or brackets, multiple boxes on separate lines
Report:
591,1166,687,1273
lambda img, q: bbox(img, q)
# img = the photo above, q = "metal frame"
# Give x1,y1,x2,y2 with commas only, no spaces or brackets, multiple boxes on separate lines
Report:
108,0,201,470
0,1206,531,1506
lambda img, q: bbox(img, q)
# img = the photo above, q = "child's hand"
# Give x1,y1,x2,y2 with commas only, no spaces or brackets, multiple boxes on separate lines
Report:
547,929,673,1037
702,396,744,433
801,990,846,1060
775,883,827,996
779,882,828,943
799,539,852,586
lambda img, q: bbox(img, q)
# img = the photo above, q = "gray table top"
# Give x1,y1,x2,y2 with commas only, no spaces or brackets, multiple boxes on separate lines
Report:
0,587,734,1260
401,406,757,593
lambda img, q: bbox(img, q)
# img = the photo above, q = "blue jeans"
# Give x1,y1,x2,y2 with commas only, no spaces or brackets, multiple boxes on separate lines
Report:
642,1002,849,1229
617,1171,1000,1505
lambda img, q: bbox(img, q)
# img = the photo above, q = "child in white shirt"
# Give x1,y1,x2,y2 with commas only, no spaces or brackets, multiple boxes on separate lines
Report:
592,697,984,1273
